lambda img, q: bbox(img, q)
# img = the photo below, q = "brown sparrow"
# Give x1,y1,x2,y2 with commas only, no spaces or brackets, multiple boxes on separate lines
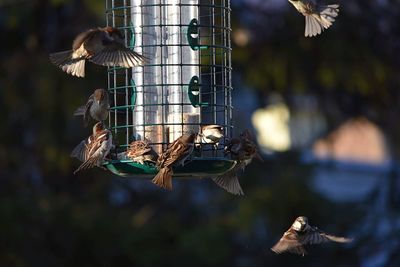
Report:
152,133,196,190
73,88,109,126
49,26,146,77
288,0,339,37
212,129,262,195
71,122,113,174
271,216,353,256
126,140,158,164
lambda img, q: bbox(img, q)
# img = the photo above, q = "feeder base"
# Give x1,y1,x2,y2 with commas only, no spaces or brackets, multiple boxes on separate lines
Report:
104,158,236,178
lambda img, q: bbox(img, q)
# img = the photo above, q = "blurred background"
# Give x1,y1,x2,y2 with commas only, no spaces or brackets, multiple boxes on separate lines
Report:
1,0,400,266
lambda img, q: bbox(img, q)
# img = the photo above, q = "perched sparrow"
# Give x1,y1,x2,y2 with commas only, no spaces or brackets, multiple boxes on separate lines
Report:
49,26,146,77
126,140,158,164
152,133,196,190
288,0,339,37
73,88,110,126
212,129,262,195
271,216,353,256
71,122,113,174
195,124,224,149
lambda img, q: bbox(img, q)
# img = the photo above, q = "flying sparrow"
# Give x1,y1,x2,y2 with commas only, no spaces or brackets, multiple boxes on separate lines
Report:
195,124,224,149
212,129,262,195
49,26,146,77
271,216,353,256
288,0,339,37
152,133,196,190
71,122,113,174
126,140,158,164
73,88,110,126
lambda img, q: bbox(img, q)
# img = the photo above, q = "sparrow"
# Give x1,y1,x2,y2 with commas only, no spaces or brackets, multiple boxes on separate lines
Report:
71,122,113,174
152,133,196,190
73,88,110,126
195,124,224,149
212,129,262,195
126,140,158,164
288,0,339,37
49,26,146,77
271,216,353,256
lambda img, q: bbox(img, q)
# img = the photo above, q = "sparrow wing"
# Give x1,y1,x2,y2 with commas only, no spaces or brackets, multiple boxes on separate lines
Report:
211,167,244,196
73,94,94,126
300,226,352,245
73,106,86,116
318,4,339,22
70,139,88,162
74,130,111,174
83,93,95,125
304,4,339,37
49,50,76,66
161,142,188,167
89,43,147,68
72,28,100,51
271,230,307,256
321,234,353,243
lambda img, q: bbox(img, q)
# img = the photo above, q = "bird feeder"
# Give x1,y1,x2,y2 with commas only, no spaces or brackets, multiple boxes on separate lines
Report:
104,0,235,177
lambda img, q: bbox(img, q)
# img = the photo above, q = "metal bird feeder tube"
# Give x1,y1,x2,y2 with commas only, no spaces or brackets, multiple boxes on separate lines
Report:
105,0,234,177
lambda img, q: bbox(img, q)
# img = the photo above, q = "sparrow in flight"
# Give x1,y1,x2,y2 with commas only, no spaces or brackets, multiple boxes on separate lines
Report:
212,129,262,195
196,124,224,149
288,0,339,37
73,88,110,126
271,216,353,256
152,133,196,190
71,122,113,174
49,26,146,77
126,140,159,165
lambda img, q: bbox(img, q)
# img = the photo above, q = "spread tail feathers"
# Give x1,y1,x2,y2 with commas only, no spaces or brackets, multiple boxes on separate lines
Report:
49,50,86,77
212,170,244,196
152,167,173,190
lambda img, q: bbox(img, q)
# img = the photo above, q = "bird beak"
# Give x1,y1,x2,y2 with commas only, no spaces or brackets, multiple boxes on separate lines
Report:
97,100,100,105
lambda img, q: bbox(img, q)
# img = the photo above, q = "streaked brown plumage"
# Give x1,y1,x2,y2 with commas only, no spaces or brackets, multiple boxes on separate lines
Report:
211,129,262,195
152,133,196,190
288,0,339,37
49,26,146,77
71,122,113,174
73,88,110,126
126,140,158,164
271,216,353,256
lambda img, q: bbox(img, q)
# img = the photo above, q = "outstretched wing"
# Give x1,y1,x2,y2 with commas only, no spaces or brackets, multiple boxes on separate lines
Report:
301,226,352,245
72,28,100,51
89,43,147,68
271,230,307,256
73,130,111,174
212,171,244,196
70,139,88,162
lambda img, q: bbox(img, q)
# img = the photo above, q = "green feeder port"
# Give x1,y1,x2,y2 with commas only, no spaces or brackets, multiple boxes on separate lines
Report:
105,0,233,178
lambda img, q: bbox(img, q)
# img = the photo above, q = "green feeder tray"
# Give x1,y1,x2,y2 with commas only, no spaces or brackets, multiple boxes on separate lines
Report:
104,158,237,178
